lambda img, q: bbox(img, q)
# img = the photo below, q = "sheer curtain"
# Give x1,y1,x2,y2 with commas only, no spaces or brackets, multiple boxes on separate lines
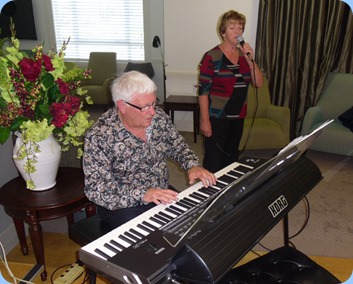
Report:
255,0,353,136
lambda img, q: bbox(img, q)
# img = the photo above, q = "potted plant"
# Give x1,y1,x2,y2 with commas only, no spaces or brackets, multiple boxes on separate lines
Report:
0,31,93,190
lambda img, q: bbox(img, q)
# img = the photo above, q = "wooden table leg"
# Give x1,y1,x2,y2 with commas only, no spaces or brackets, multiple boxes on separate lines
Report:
13,217,29,255
86,203,97,218
25,210,47,281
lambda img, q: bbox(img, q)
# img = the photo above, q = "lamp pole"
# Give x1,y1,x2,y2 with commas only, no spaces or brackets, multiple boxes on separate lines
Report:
153,35,167,103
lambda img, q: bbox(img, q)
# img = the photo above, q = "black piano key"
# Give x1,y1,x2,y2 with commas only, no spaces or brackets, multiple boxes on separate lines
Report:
110,239,125,250
159,211,174,220
204,187,218,194
94,248,110,260
138,223,154,233
119,234,135,245
183,197,198,206
150,216,166,225
142,221,158,230
199,188,214,196
166,206,183,215
104,243,120,254
165,206,180,216
154,214,170,223
130,228,145,238
191,192,207,200
213,181,226,188
218,175,236,184
190,193,206,201
125,231,140,241
234,165,252,174
177,200,192,209
228,170,243,178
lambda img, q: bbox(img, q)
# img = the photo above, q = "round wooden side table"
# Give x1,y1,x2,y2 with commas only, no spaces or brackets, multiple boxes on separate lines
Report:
0,167,95,281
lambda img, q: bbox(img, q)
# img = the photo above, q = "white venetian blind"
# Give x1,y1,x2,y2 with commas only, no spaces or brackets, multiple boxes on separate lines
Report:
51,0,144,61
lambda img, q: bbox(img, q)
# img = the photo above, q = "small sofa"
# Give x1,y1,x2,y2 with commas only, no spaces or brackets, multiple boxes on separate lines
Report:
301,72,353,156
239,78,291,150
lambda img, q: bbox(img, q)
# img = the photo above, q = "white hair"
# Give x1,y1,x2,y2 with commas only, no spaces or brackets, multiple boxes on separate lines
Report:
111,71,157,105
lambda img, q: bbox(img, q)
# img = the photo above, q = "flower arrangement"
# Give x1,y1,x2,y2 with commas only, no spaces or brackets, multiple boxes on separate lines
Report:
0,33,93,189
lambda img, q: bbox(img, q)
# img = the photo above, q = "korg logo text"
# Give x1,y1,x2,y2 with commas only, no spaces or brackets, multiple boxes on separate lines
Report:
268,195,288,218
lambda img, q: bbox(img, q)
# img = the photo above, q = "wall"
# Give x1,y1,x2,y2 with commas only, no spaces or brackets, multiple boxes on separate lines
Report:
164,1,260,131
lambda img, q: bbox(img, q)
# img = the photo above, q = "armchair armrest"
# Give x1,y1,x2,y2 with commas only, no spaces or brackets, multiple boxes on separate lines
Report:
103,77,115,97
301,106,323,135
266,105,290,136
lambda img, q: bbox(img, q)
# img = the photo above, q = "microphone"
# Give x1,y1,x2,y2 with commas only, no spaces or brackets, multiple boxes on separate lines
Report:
236,35,254,62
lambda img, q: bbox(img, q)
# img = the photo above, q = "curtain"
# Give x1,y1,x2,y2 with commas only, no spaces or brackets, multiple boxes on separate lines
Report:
255,0,353,137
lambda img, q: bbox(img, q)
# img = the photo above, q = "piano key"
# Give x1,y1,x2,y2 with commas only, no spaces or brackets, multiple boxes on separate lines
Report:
189,193,205,202
218,175,236,184
177,200,192,209
130,228,146,238
142,221,158,230
193,192,209,199
104,243,121,254
150,216,167,225
119,234,135,245
159,211,175,220
94,248,110,260
234,165,252,174
166,206,184,215
137,223,154,233
125,231,141,242
110,239,125,251
199,188,214,196
228,170,243,178
183,197,198,206
155,215,171,224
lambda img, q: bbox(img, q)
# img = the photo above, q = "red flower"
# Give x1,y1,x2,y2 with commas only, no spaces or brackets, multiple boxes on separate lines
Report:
56,78,70,95
67,96,81,115
18,58,42,82
50,96,80,128
42,54,54,71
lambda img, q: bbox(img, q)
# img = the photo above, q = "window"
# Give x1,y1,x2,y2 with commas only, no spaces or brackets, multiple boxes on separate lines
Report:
51,0,144,61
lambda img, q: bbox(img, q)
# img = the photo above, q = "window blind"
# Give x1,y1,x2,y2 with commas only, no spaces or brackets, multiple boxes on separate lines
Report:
51,0,144,61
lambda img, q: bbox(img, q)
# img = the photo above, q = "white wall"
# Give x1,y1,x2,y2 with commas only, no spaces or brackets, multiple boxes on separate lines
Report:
164,1,260,131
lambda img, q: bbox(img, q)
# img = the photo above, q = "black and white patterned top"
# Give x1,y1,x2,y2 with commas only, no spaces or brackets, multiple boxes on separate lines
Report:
83,107,199,210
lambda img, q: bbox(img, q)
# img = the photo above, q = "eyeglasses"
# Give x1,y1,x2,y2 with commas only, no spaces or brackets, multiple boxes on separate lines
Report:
124,98,160,112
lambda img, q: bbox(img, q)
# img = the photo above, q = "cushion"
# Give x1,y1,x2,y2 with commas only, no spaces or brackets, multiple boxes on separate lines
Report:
339,106,353,132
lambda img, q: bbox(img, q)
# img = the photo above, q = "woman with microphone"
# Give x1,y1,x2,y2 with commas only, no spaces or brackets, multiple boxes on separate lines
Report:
197,10,264,173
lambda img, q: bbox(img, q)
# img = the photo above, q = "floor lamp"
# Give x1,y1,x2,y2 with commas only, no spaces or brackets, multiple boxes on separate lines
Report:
152,35,167,103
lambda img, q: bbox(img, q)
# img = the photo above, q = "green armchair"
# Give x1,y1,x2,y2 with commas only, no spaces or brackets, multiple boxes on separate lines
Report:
301,72,353,156
82,52,117,106
239,78,290,150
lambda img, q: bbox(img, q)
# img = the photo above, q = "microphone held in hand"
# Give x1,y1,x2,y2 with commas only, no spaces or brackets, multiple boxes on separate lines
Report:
236,35,254,62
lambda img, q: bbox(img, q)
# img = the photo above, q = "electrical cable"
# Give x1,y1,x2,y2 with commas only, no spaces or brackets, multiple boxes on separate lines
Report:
239,59,259,157
256,197,311,251
0,241,35,284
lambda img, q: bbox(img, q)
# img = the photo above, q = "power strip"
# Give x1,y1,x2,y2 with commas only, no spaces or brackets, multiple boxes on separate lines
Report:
53,262,85,284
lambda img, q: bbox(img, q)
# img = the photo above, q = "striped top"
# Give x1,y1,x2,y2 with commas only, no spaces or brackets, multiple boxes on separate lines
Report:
198,46,251,119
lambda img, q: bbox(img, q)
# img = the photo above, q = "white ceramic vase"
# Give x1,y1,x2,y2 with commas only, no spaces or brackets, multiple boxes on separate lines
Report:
13,134,62,191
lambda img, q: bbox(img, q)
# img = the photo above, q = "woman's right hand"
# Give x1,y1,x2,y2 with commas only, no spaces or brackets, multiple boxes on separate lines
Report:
200,119,212,137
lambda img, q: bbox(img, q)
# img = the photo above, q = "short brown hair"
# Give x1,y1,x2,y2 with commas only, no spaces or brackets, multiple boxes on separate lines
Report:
217,10,246,38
